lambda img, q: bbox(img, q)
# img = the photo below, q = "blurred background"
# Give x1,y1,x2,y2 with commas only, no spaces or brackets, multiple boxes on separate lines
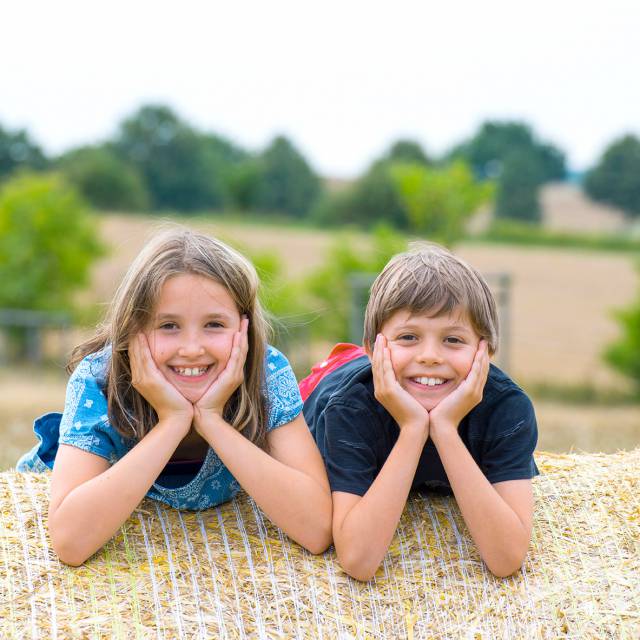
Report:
1,1,639,469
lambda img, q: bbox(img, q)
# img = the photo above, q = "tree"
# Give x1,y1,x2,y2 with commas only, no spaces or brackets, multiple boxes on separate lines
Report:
57,145,150,211
384,139,431,166
313,160,407,229
494,150,545,223
585,135,640,217
390,160,494,244
451,121,565,182
0,172,105,311
0,124,47,179
250,136,322,217
450,121,566,224
112,104,245,211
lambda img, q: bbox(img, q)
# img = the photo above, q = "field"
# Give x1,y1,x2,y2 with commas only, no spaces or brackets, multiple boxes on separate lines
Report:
2,211,639,470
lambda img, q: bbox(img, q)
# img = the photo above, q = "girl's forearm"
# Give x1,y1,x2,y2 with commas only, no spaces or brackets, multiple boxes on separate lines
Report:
198,415,332,554
430,425,531,577
50,418,188,565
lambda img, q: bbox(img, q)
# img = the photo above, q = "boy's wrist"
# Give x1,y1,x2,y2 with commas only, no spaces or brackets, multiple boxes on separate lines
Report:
429,419,459,445
397,419,429,444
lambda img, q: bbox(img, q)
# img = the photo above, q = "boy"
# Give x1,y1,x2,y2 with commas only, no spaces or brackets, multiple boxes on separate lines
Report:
302,243,538,581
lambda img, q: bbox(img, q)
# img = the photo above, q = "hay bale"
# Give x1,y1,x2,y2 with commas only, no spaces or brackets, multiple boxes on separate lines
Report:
1,450,638,639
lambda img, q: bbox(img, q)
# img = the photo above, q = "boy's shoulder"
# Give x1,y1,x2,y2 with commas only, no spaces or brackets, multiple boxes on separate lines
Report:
466,364,536,440
303,355,379,414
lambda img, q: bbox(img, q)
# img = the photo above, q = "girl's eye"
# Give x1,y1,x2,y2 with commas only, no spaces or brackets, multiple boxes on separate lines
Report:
397,334,417,342
206,321,224,329
444,336,464,344
159,322,178,330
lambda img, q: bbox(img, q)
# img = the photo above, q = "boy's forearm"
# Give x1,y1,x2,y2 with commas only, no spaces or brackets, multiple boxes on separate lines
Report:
430,424,531,577
334,424,426,581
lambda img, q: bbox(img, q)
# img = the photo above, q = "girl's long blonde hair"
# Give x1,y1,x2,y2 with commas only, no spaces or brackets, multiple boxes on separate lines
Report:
69,227,271,450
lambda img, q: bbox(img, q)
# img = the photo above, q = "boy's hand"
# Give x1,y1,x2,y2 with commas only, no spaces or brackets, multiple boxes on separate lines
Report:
429,339,489,438
129,333,193,428
372,334,429,439
193,317,249,434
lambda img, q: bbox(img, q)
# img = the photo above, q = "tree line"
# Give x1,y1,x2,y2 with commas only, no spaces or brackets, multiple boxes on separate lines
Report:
2,104,640,231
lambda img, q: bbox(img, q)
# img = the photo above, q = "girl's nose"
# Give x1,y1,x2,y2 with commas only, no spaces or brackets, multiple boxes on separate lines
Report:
178,335,205,358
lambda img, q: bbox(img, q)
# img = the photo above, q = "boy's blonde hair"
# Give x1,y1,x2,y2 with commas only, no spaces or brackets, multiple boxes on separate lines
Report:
363,242,499,355
69,227,271,450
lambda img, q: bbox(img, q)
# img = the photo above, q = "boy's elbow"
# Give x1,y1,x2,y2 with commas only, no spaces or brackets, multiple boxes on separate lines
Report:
336,547,380,582
485,548,528,578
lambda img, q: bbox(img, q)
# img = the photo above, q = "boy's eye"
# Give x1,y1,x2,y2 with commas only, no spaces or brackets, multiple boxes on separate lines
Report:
205,321,224,329
396,334,417,342
444,336,464,344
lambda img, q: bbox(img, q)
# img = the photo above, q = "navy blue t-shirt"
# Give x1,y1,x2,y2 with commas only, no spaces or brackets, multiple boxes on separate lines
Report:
303,356,539,496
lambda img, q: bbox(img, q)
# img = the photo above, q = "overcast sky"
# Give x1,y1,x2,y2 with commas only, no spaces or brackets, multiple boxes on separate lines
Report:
1,0,639,178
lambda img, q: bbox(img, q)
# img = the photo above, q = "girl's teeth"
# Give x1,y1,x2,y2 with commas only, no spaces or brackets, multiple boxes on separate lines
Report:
175,367,208,377
415,377,445,387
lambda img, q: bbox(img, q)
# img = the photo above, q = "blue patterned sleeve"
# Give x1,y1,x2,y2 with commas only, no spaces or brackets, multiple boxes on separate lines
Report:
264,346,303,431
58,349,122,463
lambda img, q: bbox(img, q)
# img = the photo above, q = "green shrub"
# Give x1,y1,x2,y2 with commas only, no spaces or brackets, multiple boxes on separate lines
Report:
0,172,105,311
605,274,640,389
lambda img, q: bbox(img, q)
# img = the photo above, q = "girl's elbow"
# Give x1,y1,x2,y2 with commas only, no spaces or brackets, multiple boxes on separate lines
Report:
298,523,333,555
49,522,92,567
50,535,89,567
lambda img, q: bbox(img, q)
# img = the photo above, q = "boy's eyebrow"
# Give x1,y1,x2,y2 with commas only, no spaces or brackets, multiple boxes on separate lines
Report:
398,319,474,333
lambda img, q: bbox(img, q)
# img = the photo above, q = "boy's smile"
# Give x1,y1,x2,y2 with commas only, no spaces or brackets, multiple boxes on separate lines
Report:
145,273,242,403
379,308,481,411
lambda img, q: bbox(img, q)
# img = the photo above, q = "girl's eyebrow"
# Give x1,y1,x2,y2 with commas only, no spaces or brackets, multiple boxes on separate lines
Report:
155,311,233,321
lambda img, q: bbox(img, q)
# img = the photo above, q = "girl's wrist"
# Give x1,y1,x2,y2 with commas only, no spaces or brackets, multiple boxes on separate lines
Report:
155,412,193,436
193,409,227,436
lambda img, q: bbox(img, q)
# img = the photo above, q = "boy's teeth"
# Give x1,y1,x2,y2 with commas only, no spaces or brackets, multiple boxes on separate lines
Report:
174,366,208,377
415,377,446,387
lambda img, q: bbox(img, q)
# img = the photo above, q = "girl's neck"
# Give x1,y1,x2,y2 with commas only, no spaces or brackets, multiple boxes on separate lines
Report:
171,429,208,461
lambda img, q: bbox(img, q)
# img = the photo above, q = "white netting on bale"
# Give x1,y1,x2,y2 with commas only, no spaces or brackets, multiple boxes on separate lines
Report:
1,450,639,639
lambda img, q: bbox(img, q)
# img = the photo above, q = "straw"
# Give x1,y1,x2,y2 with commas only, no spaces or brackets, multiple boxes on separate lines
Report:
1,449,638,639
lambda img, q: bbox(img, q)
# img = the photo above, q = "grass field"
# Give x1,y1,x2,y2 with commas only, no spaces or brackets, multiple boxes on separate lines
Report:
1,211,638,470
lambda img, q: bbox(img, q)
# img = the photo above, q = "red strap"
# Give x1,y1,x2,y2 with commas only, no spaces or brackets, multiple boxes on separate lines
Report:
299,343,367,401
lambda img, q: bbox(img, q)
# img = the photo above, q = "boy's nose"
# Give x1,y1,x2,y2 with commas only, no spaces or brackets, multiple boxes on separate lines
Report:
416,343,444,365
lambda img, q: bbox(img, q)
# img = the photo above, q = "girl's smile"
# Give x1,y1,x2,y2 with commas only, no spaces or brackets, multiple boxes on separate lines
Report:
146,273,242,403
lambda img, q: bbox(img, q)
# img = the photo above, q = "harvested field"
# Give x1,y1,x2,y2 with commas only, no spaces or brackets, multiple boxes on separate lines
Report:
1,450,639,638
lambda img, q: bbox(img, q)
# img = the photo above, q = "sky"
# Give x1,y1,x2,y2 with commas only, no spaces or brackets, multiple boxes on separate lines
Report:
1,0,639,178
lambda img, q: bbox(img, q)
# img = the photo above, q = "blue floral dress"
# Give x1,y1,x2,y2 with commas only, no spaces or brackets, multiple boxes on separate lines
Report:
17,345,303,510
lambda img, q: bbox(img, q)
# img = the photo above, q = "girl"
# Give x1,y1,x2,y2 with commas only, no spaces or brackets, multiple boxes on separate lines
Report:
18,228,332,565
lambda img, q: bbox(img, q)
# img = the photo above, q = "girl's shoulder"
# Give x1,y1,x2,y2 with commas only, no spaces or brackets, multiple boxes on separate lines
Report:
263,345,303,430
264,345,295,377
72,345,112,383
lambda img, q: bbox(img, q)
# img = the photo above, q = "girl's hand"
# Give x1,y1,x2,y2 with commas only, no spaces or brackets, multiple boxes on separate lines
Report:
129,333,193,428
429,339,489,437
372,334,429,439
193,317,249,433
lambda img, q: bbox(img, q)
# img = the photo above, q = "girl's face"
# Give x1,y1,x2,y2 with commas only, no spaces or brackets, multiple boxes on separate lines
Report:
145,273,242,403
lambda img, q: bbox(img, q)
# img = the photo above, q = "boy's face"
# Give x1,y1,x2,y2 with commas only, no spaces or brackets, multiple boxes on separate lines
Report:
378,307,481,412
